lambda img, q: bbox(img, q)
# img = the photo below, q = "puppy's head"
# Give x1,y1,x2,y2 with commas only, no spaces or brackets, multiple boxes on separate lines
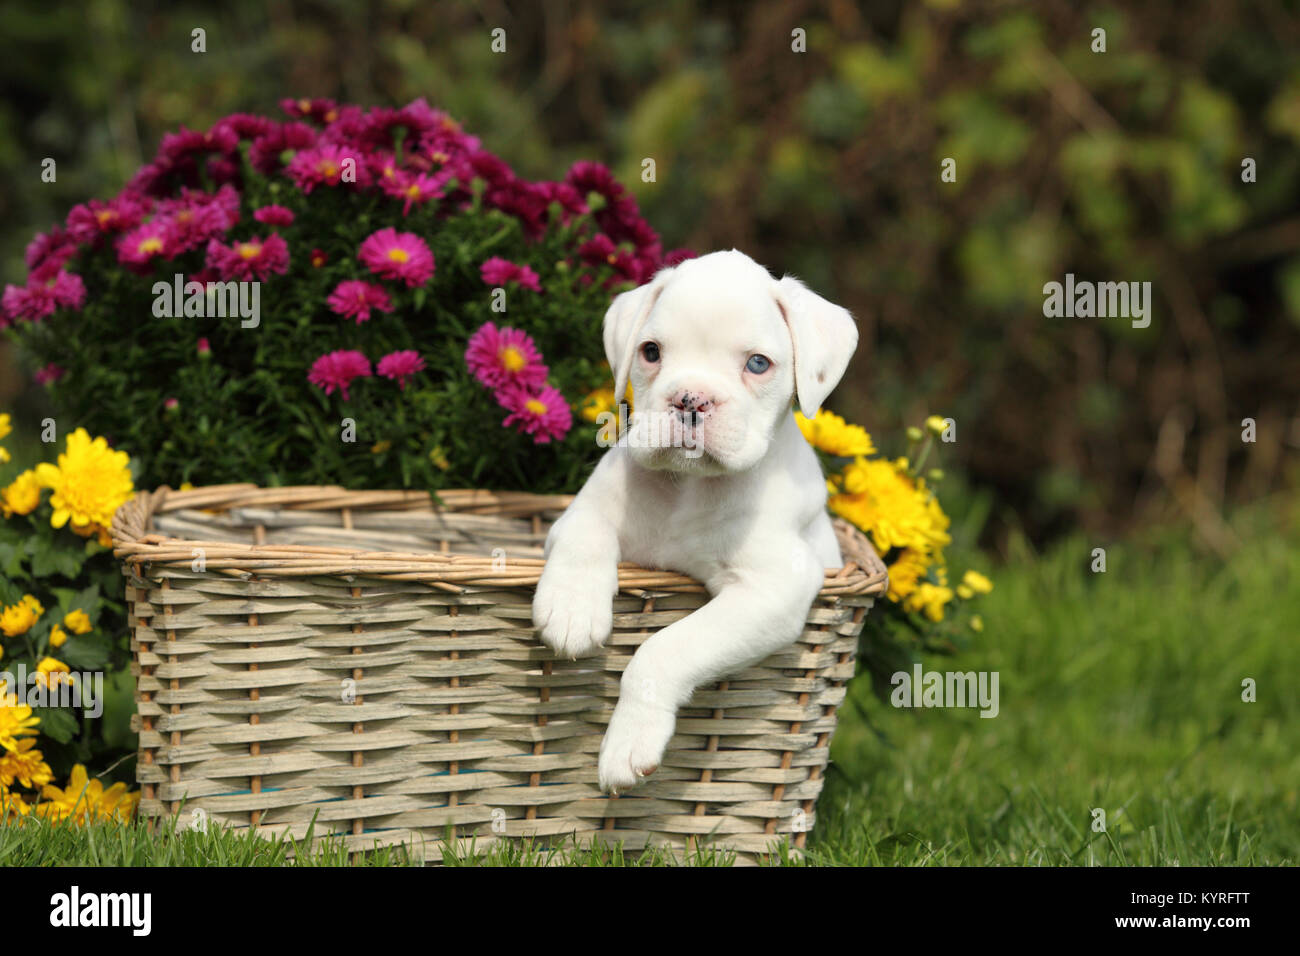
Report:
603,249,858,475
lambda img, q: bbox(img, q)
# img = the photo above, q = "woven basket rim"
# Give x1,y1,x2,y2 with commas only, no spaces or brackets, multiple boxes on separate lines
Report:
110,483,888,597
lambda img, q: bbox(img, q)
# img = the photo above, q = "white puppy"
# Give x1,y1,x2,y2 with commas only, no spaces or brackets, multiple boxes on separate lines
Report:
532,249,858,793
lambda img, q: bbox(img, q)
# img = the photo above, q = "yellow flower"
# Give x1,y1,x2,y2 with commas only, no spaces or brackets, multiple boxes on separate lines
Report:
580,379,634,423
63,609,92,635
0,413,10,464
962,570,993,595
1,469,42,518
0,684,40,751
829,458,951,557
969,614,984,633
886,548,931,602
33,428,135,532
0,737,53,790
925,415,948,437
0,601,39,638
1,784,32,819
35,764,140,824
428,446,450,471
370,440,392,455
904,582,954,622
795,408,876,458
21,594,44,618
957,584,973,599
34,657,74,690
49,625,68,648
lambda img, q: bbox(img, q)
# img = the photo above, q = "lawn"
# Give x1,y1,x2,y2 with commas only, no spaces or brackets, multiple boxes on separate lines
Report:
4,502,1296,866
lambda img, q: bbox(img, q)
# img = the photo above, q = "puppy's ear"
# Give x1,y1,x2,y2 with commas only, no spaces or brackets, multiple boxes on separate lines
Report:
604,268,674,406
773,275,858,415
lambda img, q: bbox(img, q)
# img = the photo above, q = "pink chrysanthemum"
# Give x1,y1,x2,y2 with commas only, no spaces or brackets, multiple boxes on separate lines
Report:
308,349,372,400
358,228,434,287
3,269,87,322
464,322,548,391
116,220,172,269
480,257,541,292
204,234,290,281
327,280,393,324
197,338,211,356
33,363,65,386
498,384,573,445
285,144,369,193
253,205,295,227
376,350,425,390
66,196,147,245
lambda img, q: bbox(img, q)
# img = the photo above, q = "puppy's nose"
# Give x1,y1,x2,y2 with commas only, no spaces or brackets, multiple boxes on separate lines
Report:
669,391,714,426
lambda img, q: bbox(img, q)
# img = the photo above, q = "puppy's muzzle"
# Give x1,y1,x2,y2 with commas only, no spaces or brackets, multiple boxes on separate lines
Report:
669,390,715,427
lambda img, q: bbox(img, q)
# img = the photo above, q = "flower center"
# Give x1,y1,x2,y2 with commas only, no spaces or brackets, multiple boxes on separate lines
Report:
138,237,163,255
320,161,339,178
525,399,548,416
406,184,422,199
237,243,262,259
298,98,312,113
499,346,526,372
96,210,117,225
386,248,410,263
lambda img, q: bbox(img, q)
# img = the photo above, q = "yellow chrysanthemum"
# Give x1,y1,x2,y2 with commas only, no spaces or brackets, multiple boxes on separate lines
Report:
49,625,68,648
35,764,140,824
0,412,10,463
904,582,955,622
580,380,634,423
0,784,31,820
0,737,53,790
0,685,40,751
1,469,42,518
21,594,43,617
962,570,993,595
0,601,39,639
925,415,948,437
796,408,876,458
886,548,932,602
63,609,92,635
34,657,74,690
829,457,951,556
33,428,134,531
969,614,984,633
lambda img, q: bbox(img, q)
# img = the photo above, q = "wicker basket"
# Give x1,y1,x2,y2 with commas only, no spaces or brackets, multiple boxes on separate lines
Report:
110,483,887,864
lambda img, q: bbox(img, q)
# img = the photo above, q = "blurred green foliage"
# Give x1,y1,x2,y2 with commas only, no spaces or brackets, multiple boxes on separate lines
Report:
2,0,1298,545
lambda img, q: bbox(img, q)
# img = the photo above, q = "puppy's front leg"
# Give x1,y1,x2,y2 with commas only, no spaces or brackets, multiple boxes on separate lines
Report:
598,550,822,792
532,459,623,659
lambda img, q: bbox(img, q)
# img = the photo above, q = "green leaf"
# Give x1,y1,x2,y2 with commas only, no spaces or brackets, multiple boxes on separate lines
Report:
31,705,80,744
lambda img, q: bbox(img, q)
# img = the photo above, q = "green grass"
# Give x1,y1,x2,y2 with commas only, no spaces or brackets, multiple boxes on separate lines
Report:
5,504,1297,866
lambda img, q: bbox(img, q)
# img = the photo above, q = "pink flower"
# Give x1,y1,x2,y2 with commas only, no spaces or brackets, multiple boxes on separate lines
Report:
66,196,147,245
308,349,372,400
116,220,171,269
253,204,295,227
285,144,369,193
33,363,65,386
377,350,425,389
164,397,179,411
3,270,87,322
197,338,211,356
155,187,239,254
358,228,434,287
204,233,290,281
498,384,573,444
249,121,317,174
24,226,78,273
480,257,541,292
327,280,393,324
464,322,548,391
395,171,452,216
280,97,340,124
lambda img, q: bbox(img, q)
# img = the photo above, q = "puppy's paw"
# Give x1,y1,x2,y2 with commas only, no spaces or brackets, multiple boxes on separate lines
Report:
598,696,677,794
532,559,615,659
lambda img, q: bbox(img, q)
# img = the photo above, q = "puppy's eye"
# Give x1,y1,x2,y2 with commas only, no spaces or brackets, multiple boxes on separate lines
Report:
746,354,771,374
641,342,660,363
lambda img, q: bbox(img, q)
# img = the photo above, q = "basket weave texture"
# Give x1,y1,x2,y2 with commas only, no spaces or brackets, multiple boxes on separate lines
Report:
111,484,887,864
